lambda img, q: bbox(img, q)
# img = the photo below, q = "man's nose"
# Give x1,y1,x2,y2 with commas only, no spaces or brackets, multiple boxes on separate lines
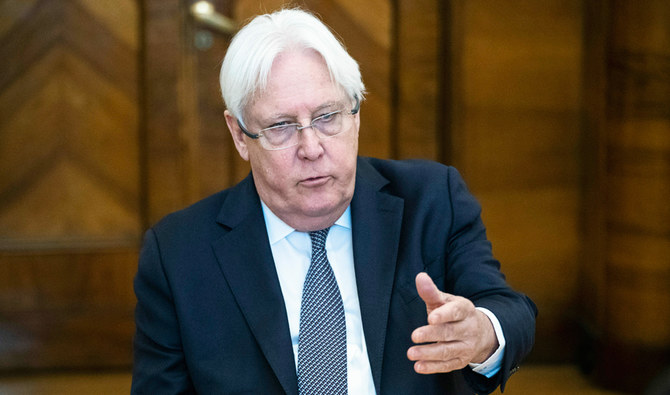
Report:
297,126,324,159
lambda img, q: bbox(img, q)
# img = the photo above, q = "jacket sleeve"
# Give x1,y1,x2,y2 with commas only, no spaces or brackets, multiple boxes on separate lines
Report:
443,167,538,394
131,229,195,394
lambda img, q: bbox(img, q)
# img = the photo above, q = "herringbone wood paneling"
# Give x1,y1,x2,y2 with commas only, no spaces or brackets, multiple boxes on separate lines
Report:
0,0,139,369
0,0,140,246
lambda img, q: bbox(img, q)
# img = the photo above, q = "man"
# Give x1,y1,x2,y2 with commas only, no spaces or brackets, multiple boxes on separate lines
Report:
132,8,537,394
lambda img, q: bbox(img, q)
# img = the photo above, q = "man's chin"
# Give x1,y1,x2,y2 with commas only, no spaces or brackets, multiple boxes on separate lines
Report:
301,202,341,219
292,200,349,229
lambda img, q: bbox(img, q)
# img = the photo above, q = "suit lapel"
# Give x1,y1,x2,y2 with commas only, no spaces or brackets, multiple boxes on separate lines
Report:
351,159,404,394
211,176,298,395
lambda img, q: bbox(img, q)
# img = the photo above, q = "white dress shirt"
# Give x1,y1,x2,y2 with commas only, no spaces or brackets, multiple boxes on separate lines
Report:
260,202,505,394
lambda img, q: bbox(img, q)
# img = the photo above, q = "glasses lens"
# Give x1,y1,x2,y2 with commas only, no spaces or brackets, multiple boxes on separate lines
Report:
262,124,299,149
312,111,343,137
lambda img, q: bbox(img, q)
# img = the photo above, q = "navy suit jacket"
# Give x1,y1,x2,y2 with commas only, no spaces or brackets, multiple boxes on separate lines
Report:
132,157,537,394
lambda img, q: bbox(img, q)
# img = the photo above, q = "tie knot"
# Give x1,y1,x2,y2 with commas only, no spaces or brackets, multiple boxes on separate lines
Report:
309,228,330,250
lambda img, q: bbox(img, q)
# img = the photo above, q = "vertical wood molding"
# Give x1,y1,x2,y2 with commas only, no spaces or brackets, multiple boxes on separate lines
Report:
578,0,610,366
143,0,191,225
389,0,400,160
192,0,248,195
446,0,465,169
394,0,439,161
143,0,240,224
436,0,454,165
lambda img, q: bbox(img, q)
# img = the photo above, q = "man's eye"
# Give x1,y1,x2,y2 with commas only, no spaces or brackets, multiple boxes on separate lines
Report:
316,111,339,123
268,121,291,128
265,124,296,136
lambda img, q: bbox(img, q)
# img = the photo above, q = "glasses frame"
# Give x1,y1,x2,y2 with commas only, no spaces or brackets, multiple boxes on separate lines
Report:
237,96,360,151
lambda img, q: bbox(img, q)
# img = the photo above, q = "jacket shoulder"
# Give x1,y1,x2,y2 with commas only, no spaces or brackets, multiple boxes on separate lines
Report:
359,157,463,197
152,190,227,232
151,174,256,234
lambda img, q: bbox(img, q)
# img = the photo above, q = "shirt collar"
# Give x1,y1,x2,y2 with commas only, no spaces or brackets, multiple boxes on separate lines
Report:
260,201,352,245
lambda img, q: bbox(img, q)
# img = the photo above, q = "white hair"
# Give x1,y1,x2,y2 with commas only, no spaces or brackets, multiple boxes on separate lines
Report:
219,8,365,124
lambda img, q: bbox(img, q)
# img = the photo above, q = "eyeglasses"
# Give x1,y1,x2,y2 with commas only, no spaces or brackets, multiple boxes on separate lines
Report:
237,97,360,151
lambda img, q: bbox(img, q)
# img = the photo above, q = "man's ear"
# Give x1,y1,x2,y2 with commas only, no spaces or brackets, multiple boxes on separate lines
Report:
224,110,249,161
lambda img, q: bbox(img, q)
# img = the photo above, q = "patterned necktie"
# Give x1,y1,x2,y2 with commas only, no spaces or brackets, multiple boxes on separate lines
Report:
297,227,347,394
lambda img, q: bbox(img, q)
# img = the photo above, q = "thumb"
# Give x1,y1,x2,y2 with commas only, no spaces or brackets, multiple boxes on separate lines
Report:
415,272,449,313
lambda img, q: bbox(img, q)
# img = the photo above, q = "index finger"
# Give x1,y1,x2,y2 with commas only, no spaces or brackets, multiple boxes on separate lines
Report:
427,296,472,325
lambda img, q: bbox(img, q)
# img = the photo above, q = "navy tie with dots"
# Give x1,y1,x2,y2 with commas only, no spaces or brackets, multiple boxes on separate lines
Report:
297,227,347,394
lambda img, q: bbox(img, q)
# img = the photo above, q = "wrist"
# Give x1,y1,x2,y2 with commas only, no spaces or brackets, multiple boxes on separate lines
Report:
473,310,499,363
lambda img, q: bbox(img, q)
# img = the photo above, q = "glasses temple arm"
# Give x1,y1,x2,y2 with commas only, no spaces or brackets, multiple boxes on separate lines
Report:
350,96,361,115
236,119,260,139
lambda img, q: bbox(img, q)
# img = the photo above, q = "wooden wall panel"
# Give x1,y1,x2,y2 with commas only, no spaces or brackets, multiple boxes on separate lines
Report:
395,0,440,160
0,250,136,369
580,0,610,373
0,0,141,246
191,0,247,196
449,0,584,361
143,0,247,224
143,0,195,224
0,0,140,369
587,0,670,390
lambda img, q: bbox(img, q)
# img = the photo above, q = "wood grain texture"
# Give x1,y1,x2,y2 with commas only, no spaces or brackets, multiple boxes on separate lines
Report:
142,0,193,225
582,0,670,391
0,249,137,369
192,0,249,195
606,0,670,343
0,0,139,369
449,0,584,361
394,0,440,160
0,0,141,247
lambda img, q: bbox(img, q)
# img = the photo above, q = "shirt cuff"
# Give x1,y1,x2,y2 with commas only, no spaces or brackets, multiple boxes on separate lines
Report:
468,307,506,378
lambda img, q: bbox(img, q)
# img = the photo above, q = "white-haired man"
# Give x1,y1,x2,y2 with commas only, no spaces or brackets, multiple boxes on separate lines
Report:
132,8,536,394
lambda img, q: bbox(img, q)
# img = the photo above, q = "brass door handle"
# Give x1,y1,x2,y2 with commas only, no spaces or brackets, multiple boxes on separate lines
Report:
190,1,237,35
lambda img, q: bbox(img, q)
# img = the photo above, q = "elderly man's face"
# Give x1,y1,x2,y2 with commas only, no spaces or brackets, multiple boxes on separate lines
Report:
225,49,360,231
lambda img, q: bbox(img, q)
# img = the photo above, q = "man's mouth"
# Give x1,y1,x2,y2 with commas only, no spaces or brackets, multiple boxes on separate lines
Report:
300,175,330,187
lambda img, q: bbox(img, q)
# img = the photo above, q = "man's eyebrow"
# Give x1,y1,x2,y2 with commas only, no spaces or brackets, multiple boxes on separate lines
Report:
311,101,340,113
